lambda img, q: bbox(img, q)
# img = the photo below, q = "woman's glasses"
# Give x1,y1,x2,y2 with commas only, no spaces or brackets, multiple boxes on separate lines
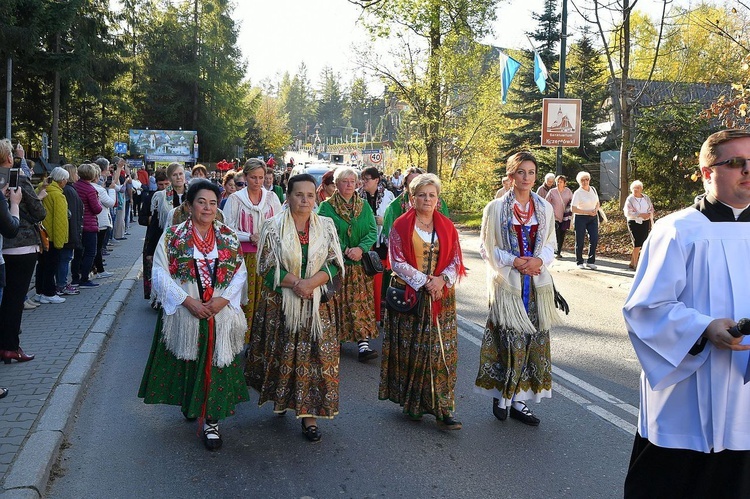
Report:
234,181,246,187
709,157,750,169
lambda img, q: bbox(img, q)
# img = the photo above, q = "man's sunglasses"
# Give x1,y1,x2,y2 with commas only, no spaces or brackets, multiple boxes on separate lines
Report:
709,157,750,169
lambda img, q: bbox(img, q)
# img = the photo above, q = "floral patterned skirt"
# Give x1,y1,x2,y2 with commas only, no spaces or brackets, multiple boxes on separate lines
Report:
474,292,552,407
245,289,340,418
334,264,377,343
242,251,262,344
379,290,458,420
138,312,249,420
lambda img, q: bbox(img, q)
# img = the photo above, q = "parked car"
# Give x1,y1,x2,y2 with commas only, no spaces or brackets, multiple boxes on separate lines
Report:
290,162,335,187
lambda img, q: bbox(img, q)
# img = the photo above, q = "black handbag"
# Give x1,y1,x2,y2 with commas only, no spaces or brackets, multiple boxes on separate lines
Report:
385,229,435,315
361,250,384,276
320,272,342,304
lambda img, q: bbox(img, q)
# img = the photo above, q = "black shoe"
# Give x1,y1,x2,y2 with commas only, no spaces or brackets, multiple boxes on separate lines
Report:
358,348,378,362
202,423,222,450
492,398,508,421
301,420,322,442
182,410,197,422
437,416,462,431
509,402,540,426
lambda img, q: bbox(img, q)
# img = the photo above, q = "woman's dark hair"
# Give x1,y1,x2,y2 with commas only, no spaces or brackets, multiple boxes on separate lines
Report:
361,166,380,179
186,179,221,204
286,173,316,196
154,171,168,182
321,170,334,186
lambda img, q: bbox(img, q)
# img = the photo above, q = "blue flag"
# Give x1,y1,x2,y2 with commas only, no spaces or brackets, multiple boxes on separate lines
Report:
498,50,521,104
534,51,548,94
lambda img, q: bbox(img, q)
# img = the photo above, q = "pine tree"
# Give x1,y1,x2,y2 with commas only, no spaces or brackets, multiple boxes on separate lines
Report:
565,28,611,162
498,0,560,163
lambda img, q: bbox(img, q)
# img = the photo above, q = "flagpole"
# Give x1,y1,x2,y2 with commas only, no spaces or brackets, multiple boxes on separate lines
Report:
556,0,568,175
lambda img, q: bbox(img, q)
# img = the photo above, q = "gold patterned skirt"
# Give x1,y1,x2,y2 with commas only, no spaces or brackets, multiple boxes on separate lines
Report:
242,252,262,344
244,288,340,418
474,290,552,407
379,290,459,421
334,263,377,343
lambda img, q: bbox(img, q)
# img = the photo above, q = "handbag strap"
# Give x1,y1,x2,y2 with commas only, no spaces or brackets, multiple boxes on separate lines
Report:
425,228,436,276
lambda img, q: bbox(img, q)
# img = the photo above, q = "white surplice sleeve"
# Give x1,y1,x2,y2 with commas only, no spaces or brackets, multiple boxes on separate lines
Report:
389,227,428,291
623,218,713,390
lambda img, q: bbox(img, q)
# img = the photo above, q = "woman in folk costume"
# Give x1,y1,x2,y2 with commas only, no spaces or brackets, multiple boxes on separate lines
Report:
245,174,344,442
223,158,282,342
317,166,379,361
475,152,562,426
146,163,187,305
379,173,466,430
139,180,249,451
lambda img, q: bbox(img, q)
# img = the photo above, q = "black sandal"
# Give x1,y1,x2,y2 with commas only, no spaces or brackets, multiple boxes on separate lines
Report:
0,387,7,399
202,422,223,451
492,398,508,421
301,420,322,442
509,402,540,426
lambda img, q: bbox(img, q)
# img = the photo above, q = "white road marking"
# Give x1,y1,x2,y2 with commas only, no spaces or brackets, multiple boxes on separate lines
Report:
457,315,638,434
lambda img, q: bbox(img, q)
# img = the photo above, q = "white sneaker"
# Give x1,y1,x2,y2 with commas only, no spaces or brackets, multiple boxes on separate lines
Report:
40,294,66,304
587,263,598,270
31,294,43,303
577,264,586,269
96,271,114,278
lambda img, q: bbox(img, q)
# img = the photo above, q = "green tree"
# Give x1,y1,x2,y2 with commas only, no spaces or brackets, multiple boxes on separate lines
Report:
279,63,316,143
352,0,501,174
315,66,345,137
631,104,710,208
565,28,611,162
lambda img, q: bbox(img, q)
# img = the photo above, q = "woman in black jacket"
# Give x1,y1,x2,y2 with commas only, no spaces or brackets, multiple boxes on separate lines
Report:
0,138,46,364
0,184,22,398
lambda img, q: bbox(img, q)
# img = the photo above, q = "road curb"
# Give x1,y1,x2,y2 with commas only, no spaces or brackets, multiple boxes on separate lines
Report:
0,257,142,498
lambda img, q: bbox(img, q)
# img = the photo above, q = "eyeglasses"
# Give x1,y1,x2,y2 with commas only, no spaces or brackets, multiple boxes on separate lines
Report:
234,182,246,187
709,157,750,169
362,177,375,181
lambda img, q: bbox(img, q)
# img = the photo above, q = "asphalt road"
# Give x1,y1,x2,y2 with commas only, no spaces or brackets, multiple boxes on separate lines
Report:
47,231,638,499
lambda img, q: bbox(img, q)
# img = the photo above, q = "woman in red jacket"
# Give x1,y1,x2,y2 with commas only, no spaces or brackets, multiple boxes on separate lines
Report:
72,163,103,289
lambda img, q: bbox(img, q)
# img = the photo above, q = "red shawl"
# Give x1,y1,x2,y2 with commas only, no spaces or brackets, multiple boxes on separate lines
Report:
391,208,466,322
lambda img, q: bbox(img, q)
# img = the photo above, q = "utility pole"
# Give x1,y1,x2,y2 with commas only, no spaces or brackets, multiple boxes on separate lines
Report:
556,0,568,175
5,58,11,139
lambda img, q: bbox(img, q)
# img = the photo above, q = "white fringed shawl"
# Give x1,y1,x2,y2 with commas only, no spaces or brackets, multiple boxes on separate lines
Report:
152,220,248,368
256,210,345,340
480,192,561,334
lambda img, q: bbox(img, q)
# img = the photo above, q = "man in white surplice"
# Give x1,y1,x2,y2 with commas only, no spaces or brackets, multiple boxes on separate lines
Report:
623,129,750,498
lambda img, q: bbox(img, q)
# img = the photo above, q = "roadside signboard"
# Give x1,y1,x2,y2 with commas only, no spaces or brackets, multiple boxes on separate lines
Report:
362,149,383,169
129,129,197,162
541,98,582,148
114,142,128,154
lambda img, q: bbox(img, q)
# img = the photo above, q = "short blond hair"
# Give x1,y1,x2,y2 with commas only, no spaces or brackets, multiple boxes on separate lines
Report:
409,173,441,197
0,139,13,166
166,162,183,178
333,166,359,184
77,163,99,181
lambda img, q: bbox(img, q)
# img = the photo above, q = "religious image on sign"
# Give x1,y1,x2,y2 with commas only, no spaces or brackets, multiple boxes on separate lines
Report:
547,105,576,132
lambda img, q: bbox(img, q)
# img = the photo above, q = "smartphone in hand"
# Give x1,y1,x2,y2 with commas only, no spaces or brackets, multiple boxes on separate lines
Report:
8,168,20,189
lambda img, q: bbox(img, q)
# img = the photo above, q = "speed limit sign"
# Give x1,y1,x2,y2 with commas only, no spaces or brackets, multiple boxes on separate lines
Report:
370,152,382,163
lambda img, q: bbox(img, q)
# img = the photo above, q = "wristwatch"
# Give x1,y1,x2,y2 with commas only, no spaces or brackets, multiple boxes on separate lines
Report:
441,274,450,284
